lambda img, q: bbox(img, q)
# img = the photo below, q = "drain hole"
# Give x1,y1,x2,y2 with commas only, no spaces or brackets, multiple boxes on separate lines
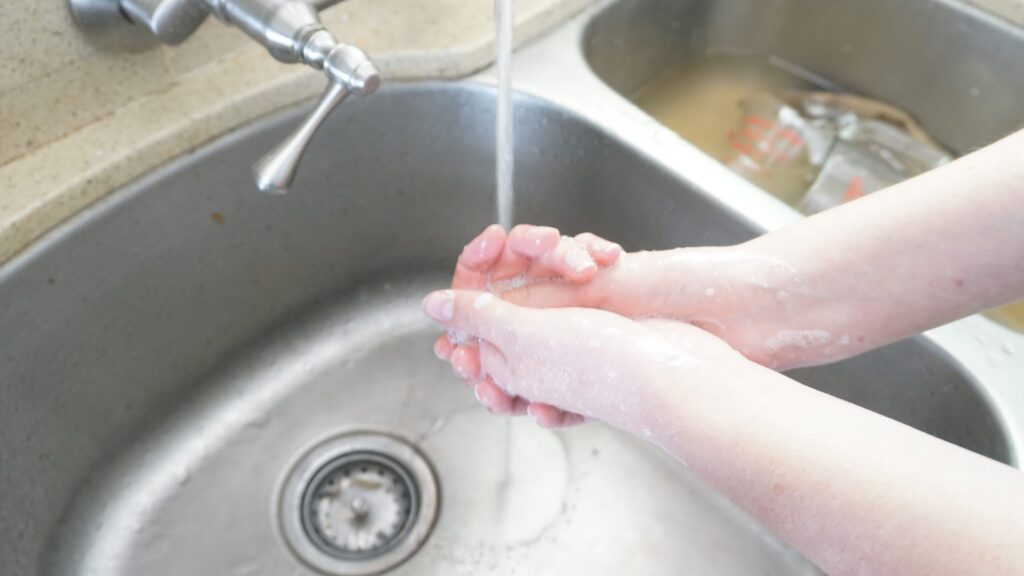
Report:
303,453,417,559
280,433,439,576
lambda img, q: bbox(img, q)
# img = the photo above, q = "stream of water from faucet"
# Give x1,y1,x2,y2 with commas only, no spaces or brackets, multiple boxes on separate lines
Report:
495,0,515,230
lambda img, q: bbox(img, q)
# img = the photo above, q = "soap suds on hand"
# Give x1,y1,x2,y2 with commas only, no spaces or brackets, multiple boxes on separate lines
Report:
765,329,831,353
473,292,495,309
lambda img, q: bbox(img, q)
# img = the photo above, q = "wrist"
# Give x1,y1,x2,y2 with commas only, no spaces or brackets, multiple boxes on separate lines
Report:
639,342,768,447
666,243,854,370
730,240,868,369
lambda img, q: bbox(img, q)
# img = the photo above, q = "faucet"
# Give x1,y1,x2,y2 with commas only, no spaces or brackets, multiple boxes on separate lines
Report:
68,0,380,194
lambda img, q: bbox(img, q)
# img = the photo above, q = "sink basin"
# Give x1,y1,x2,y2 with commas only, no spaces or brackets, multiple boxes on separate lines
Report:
4,84,821,575
0,81,1012,576
584,0,1024,155
2,2,1022,574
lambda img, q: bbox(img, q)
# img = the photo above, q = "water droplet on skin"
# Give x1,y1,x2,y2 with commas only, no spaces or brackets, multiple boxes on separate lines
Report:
474,292,494,310
765,329,831,353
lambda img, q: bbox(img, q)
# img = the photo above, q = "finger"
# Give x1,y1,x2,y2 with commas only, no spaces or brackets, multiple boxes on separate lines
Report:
450,345,481,380
422,290,515,344
477,342,538,417
535,236,598,283
433,334,453,360
494,227,610,286
510,397,531,416
574,233,622,267
506,224,562,258
560,412,587,427
474,377,517,414
499,231,623,291
501,279,601,309
453,225,506,290
489,225,560,282
477,340,511,389
527,403,586,429
508,233,594,282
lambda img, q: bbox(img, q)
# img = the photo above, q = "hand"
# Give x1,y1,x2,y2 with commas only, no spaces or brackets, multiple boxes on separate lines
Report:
431,224,623,427
440,224,825,373
423,289,744,433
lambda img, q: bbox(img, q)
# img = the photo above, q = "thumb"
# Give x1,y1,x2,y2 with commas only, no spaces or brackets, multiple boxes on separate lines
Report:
422,289,518,345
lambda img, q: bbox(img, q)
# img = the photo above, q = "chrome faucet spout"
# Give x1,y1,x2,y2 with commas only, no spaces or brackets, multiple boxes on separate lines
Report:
253,42,379,194
252,39,380,194
69,0,380,194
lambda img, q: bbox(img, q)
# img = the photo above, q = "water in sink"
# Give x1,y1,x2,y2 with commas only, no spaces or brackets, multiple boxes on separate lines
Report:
987,300,1024,333
631,54,820,160
630,53,825,203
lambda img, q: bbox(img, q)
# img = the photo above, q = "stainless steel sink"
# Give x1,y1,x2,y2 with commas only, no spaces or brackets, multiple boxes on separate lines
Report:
2,85,818,576
584,0,1024,154
2,2,1023,575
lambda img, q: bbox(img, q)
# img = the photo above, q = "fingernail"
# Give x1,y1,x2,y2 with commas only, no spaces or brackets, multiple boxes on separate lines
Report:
475,237,491,260
526,404,540,422
422,290,454,322
526,226,557,250
465,227,500,261
451,350,476,379
473,385,495,412
432,340,448,359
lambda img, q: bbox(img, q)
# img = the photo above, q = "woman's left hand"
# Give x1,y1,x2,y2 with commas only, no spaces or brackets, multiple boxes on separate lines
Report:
423,288,743,431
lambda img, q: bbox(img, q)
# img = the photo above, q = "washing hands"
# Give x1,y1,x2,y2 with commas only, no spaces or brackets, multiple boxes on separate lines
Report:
427,224,769,427
420,126,1024,576
427,222,854,427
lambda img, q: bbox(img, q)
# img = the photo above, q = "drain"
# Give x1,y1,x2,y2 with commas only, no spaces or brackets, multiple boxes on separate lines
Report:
304,452,415,557
280,433,439,575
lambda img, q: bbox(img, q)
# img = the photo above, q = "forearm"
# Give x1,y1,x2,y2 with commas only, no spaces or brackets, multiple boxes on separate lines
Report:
500,131,1024,369
644,360,1024,576
739,128,1024,365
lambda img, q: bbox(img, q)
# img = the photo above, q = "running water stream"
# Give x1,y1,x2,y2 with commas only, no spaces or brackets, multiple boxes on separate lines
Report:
494,0,515,230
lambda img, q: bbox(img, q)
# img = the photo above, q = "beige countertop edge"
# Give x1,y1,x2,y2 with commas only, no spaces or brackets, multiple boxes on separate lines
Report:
0,0,593,266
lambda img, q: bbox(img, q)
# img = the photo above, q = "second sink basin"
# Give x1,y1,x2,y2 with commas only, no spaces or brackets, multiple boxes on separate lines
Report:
584,0,1024,155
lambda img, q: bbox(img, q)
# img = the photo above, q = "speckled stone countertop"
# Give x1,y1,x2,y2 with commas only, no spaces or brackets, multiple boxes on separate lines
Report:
0,0,593,264
1,0,1021,265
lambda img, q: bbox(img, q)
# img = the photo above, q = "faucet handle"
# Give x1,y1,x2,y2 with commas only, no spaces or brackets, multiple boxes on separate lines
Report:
252,40,380,195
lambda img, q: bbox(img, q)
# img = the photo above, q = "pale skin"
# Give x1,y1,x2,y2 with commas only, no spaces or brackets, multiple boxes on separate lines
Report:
423,128,1024,574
